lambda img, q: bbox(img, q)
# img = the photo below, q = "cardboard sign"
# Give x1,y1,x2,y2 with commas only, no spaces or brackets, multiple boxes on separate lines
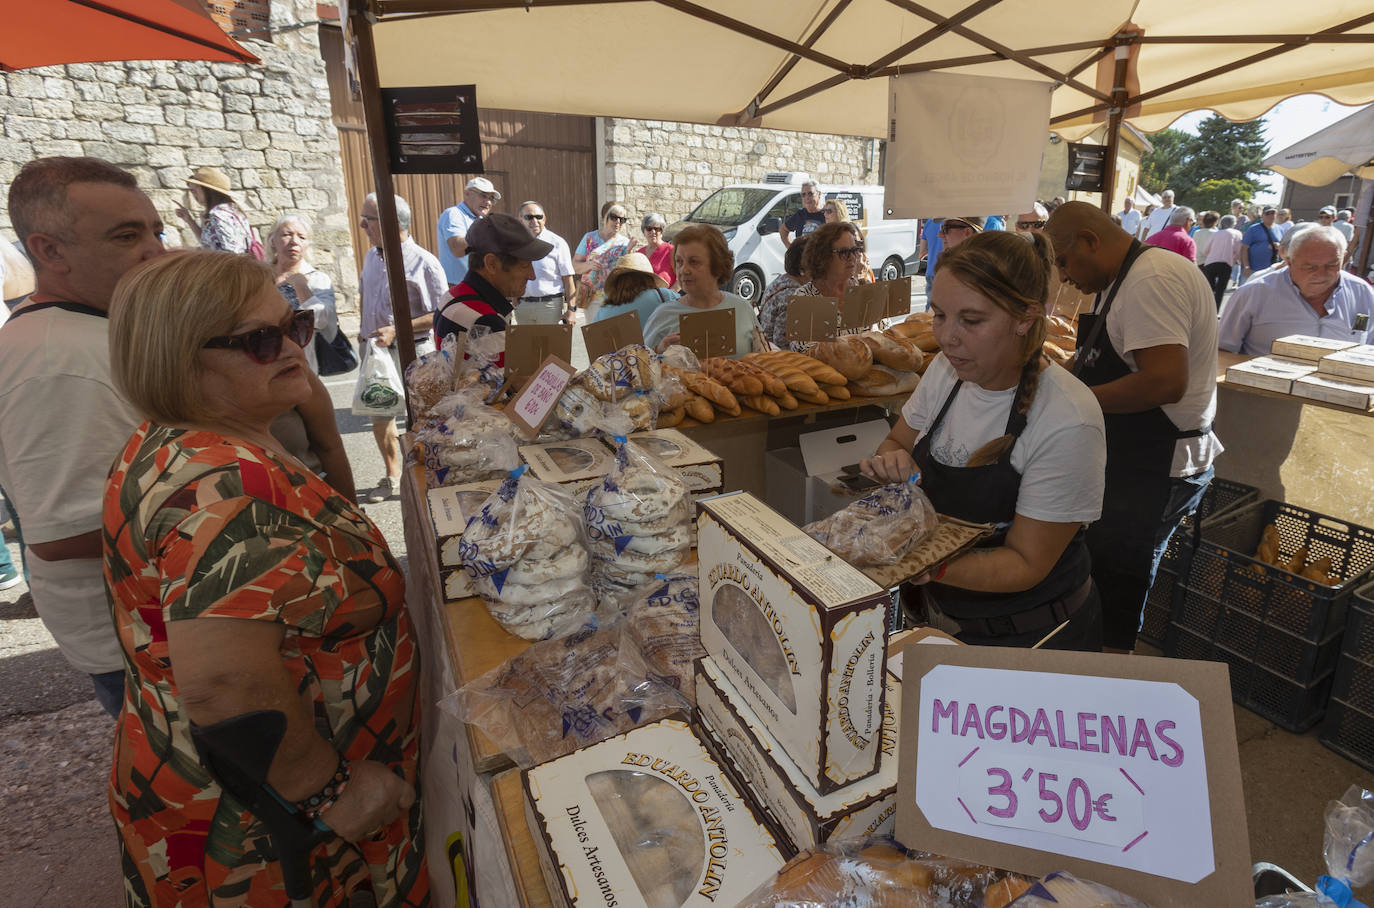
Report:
884,276,913,319
504,324,572,390
786,295,839,342
680,308,736,360
380,84,482,175
506,354,576,439
896,645,1251,907
841,283,887,331
580,310,644,361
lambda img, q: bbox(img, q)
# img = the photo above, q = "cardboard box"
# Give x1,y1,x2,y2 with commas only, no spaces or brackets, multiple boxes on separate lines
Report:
440,567,474,602
763,419,891,526
522,717,784,908
1270,334,1359,362
1223,355,1317,394
1318,344,1374,383
601,429,725,496
697,492,890,794
518,437,618,499
695,655,898,853
429,480,503,568
1292,372,1374,410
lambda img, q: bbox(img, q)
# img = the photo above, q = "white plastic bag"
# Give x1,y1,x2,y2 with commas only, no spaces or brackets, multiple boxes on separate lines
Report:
805,477,940,567
583,438,692,597
351,337,406,418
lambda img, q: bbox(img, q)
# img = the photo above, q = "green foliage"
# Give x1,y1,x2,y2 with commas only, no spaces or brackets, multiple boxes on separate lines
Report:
1138,116,1271,204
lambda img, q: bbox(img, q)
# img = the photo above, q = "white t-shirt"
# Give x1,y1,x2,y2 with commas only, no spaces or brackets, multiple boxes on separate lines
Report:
901,355,1106,525
1094,249,1223,477
0,304,141,672
524,229,575,297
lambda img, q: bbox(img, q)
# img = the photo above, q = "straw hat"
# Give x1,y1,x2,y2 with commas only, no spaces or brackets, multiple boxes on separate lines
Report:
185,166,235,199
609,251,668,289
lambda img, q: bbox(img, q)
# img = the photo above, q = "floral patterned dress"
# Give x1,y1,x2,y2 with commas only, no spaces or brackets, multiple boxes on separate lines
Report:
104,423,428,908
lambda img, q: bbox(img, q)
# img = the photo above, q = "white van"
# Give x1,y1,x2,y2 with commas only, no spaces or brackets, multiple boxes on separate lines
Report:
665,172,920,304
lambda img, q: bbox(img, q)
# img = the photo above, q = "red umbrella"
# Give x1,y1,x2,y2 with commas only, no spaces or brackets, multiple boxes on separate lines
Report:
2,0,259,72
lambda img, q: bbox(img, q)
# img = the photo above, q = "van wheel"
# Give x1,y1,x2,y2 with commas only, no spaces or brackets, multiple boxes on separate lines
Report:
880,256,905,282
731,267,764,303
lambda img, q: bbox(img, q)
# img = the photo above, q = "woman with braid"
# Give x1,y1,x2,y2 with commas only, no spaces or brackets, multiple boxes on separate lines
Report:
859,230,1107,650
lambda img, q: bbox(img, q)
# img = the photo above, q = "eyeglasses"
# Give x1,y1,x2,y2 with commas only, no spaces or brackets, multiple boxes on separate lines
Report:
359,214,379,224
1016,220,1045,230
608,214,629,224
832,245,865,259
801,192,819,199
522,213,546,221
644,225,664,233
204,309,315,364
941,221,974,233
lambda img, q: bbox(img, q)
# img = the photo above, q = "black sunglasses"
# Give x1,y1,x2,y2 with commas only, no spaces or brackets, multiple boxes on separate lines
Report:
1017,220,1046,230
942,221,974,233
832,244,865,259
204,309,315,364
608,214,629,224
522,213,545,221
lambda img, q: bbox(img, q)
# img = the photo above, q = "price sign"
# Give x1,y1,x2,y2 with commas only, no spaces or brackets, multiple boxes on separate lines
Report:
897,647,1252,907
507,354,576,439
680,308,736,360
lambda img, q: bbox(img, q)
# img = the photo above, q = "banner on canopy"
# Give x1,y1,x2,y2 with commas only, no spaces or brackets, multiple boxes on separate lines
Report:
885,72,1053,219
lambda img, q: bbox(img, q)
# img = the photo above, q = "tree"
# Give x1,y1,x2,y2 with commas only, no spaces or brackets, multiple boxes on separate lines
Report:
1137,115,1271,205
1189,179,1257,216
1138,128,1190,195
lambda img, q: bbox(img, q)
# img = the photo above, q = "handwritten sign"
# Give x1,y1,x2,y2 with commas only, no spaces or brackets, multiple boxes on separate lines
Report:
884,276,913,319
786,295,839,343
897,646,1251,907
505,324,572,391
841,283,887,331
680,308,736,360
581,310,644,361
507,354,576,439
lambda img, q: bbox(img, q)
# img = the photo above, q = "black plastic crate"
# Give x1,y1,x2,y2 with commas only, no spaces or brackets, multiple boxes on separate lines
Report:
1138,479,1260,648
1320,585,1374,770
1167,624,1334,732
1322,697,1374,773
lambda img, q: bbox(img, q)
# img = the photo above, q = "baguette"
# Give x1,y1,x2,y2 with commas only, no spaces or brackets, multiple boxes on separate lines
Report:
754,350,847,386
733,358,788,397
1255,524,1281,566
741,353,821,396
794,387,829,406
739,394,781,416
702,357,764,396
776,390,800,410
670,366,739,412
1285,546,1309,575
684,394,715,423
811,337,872,381
819,382,850,400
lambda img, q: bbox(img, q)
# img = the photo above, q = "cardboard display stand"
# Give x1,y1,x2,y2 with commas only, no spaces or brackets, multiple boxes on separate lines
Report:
884,276,913,318
896,645,1252,907
505,325,573,390
581,310,644,361
841,283,888,331
786,296,839,343
680,308,736,360
507,354,577,439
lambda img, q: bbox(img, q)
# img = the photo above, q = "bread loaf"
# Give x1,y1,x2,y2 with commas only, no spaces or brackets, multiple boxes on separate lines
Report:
739,394,781,416
670,367,739,413
819,382,850,400
741,353,821,396
733,358,788,397
764,351,847,386
849,364,919,396
702,358,764,396
656,405,685,428
794,387,829,405
1042,341,1074,367
776,390,800,410
864,330,924,371
908,330,939,352
811,336,872,381
684,395,715,423
885,318,929,340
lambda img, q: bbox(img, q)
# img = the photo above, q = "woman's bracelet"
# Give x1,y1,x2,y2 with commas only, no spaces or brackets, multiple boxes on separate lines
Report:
296,753,351,821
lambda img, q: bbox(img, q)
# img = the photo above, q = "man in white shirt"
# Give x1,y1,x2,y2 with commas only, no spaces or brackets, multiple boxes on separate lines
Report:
358,191,446,502
1144,189,1176,240
1117,198,1141,239
1047,201,1222,653
0,157,167,715
514,200,576,325
1275,208,1295,238
1335,209,1356,244
436,176,500,286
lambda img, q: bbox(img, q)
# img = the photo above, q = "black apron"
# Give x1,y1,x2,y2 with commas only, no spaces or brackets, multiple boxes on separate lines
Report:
912,379,1093,638
5,300,107,321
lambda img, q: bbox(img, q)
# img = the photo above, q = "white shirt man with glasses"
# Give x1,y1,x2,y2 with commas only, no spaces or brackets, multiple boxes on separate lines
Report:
514,201,575,325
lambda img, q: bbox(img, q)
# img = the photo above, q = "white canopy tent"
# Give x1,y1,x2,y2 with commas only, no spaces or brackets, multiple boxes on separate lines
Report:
1264,103,1374,187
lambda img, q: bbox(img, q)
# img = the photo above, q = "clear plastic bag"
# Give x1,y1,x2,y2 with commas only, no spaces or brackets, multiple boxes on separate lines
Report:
1008,871,1151,907
604,572,704,701
408,389,520,487
580,344,662,402
583,439,692,597
459,469,597,640
804,478,940,567
658,343,701,373
440,615,690,767
453,325,506,401
736,835,1028,908
1255,785,1374,908
405,334,459,417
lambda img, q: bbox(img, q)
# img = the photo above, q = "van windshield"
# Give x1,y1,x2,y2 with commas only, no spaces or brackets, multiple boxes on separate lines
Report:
684,188,779,228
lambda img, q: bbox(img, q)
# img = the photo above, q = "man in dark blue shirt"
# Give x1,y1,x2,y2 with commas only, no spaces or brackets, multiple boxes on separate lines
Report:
1241,207,1280,283
780,180,825,248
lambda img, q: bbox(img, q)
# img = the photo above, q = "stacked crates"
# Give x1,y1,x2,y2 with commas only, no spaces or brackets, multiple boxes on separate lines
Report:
1320,582,1374,770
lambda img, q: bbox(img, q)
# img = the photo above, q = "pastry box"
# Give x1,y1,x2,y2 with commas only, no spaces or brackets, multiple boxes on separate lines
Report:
1292,372,1374,410
695,655,898,854
600,429,725,496
522,716,785,908
1223,355,1318,394
1318,344,1374,384
1270,334,1359,362
429,479,503,569
697,491,889,794
519,437,618,498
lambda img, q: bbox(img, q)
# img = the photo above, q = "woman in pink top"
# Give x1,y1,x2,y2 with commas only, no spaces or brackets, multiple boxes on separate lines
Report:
634,212,675,288
1201,214,1243,309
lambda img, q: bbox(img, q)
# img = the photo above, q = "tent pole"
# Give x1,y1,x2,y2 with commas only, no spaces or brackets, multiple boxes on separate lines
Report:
1098,42,1130,215
349,6,418,409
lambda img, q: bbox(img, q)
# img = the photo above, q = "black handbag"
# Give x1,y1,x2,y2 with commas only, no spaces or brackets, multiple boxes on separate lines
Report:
314,329,358,376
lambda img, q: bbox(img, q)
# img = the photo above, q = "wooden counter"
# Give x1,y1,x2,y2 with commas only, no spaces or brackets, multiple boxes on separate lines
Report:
492,770,555,908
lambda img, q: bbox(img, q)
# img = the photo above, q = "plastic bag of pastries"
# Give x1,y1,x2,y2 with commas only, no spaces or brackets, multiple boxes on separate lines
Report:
1005,871,1151,907
404,333,459,417
459,466,597,641
409,389,521,486
736,836,1029,908
581,343,662,401
805,478,939,567
583,437,693,597
595,571,705,700
441,619,689,767
452,324,506,400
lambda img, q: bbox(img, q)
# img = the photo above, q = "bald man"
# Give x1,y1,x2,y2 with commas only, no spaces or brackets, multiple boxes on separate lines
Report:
1045,201,1221,653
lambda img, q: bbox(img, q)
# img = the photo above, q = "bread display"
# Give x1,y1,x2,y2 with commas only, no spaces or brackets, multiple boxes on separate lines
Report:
810,337,873,381
860,330,923,372
741,352,822,396
849,364,920,397
1250,523,1341,585
702,356,765,396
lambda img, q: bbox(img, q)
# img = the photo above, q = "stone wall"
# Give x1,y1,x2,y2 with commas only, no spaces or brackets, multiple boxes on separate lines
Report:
0,0,357,313
603,118,876,240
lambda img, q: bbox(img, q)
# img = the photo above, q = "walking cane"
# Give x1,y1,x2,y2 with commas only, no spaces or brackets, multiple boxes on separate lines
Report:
190,710,332,908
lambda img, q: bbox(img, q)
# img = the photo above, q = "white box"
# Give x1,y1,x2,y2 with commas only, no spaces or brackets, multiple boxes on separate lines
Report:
1292,373,1374,410
522,717,784,908
697,492,889,794
519,437,618,498
1318,345,1374,384
1271,334,1360,362
429,480,503,568
695,656,898,853
763,419,891,525
1224,355,1318,394
600,429,725,496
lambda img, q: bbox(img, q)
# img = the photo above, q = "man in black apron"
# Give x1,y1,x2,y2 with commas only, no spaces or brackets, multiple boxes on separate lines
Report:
1046,202,1221,652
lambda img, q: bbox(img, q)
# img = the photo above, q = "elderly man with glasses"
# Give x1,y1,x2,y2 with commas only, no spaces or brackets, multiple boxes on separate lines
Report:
513,200,576,325
436,176,501,286
780,180,826,248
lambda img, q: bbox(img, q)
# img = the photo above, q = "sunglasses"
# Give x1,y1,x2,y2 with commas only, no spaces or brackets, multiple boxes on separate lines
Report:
832,245,865,259
644,225,664,232
941,221,974,233
204,309,315,364
1016,220,1045,230
522,213,546,221
608,214,629,224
